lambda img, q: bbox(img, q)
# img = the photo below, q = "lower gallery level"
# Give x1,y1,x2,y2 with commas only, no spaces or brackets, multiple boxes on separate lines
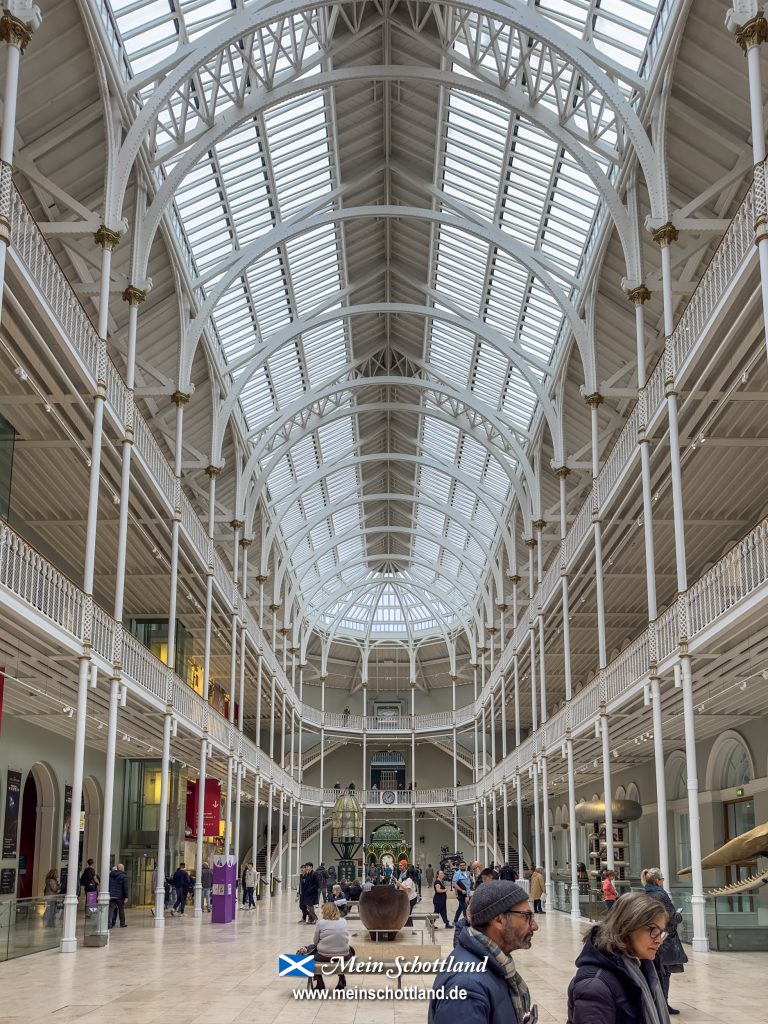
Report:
1,894,766,1024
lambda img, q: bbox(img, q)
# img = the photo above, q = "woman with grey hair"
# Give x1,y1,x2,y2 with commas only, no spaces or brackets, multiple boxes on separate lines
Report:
641,868,687,1016
567,892,671,1024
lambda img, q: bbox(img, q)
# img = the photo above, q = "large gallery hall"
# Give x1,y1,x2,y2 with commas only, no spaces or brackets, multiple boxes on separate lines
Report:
1,0,768,1021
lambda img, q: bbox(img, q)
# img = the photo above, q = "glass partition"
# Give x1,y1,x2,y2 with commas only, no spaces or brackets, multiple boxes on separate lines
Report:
0,896,62,961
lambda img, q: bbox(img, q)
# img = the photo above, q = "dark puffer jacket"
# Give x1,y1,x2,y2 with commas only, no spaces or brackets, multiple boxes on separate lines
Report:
108,868,128,902
430,926,521,1024
567,927,668,1024
643,884,687,969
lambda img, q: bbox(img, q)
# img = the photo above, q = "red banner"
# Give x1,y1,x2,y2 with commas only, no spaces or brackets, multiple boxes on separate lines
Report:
185,778,222,838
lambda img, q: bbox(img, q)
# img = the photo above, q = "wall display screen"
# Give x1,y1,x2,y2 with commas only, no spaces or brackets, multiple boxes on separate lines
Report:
2,770,21,858
61,785,72,860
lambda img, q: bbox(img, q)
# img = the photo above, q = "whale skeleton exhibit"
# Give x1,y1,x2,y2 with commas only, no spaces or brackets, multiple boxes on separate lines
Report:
679,821,768,897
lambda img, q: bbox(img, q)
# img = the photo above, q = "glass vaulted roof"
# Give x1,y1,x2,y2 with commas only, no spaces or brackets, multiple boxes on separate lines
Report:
106,0,666,641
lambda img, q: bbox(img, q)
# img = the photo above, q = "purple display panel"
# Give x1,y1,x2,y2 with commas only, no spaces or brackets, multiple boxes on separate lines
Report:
211,855,237,924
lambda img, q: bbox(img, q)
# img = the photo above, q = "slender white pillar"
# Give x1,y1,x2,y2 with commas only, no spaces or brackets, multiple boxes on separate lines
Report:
532,760,541,867
60,658,90,951
255,655,263,747
529,626,538,731
166,395,187,674
541,755,552,903
202,466,219,702
650,677,670,884
225,754,233,854
515,775,524,876
483,793,489,865
266,783,274,889
252,775,261,880
193,735,208,916
680,656,708,949
452,804,458,856
587,396,608,668
600,711,615,869
566,736,580,918
278,790,285,891
98,676,120,921
153,710,172,928
233,761,243,889
502,783,509,865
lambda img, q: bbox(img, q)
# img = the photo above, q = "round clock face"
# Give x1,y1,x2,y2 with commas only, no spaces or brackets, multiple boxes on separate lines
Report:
382,790,396,804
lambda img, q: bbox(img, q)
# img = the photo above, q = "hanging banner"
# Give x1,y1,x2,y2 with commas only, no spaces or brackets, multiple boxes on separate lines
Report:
185,779,222,838
61,784,72,860
2,769,21,858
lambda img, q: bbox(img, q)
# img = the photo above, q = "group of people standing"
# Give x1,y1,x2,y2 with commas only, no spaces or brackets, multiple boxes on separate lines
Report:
428,865,687,1024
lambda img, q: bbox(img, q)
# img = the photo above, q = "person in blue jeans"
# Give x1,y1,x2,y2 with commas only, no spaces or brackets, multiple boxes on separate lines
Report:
200,862,213,912
451,860,471,922
172,862,192,915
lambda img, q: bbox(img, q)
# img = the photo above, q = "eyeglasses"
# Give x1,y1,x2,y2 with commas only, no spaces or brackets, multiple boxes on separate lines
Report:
646,926,668,941
506,910,536,925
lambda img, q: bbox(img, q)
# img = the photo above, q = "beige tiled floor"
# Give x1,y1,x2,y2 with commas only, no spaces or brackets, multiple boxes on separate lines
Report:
1,895,766,1023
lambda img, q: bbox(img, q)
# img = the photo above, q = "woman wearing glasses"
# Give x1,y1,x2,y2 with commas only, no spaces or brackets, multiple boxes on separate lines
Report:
641,868,687,1016
567,893,671,1024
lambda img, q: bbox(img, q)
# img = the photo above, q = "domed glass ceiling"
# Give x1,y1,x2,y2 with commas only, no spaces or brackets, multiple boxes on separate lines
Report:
104,0,665,641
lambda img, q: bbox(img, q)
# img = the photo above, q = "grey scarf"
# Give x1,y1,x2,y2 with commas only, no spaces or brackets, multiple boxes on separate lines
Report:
468,927,532,1023
621,955,669,1024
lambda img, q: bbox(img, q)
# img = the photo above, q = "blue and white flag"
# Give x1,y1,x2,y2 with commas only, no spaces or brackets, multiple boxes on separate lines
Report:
279,953,315,978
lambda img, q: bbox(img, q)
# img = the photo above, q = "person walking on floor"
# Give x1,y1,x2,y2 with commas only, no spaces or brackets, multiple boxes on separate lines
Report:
451,859,471,923
398,865,419,926
171,862,192,915
200,862,213,912
426,863,435,886
602,869,619,911
43,869,59,927
430,880,539,1024
302,861,320,923
79,858,99,897
567,891,671,1024
108,863,129,928
641,867,687,1016
244,862,257,909
433,869,453,928
530,866,546,914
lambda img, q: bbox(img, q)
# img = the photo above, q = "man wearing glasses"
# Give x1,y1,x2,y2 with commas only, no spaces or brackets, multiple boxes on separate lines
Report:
430,880,539,1024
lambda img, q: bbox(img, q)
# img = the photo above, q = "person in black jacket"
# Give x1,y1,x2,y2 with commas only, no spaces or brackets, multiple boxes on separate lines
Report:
431,881,539,1024
432,869,453,928
171,862,192,915
567,892,671,1024
108,863,129,928
641,868,687,1015
302,861,320,923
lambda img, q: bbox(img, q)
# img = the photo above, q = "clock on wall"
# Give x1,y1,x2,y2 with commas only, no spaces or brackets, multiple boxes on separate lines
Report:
382,790,396,805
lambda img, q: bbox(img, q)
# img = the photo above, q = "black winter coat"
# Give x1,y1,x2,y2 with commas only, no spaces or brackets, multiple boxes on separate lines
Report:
430,926,521,1024
302,870,320,904
172,868,192,893
567,927,668,1024
643,885,687,969
108,869,128,902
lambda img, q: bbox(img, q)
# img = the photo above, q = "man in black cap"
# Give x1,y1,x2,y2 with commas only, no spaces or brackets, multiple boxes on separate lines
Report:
430,880,539,1024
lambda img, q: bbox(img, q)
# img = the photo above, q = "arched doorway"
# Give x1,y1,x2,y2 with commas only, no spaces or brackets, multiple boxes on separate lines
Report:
82,777,102,871
18,774,37,898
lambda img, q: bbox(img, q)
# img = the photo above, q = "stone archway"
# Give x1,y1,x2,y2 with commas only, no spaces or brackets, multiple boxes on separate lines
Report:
27,762,58,897
82,776,103,872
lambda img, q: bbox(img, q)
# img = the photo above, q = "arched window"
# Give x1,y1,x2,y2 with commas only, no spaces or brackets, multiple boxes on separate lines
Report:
626,783,642,876
706,732,754,792
665,753,689,873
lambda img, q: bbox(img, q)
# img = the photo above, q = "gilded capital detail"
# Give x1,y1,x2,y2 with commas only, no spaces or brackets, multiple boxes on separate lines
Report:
0,12,34,52
170,390,190,406
735,13,768,51
651,222,679,247
584,392,603,409
122,285,146,306
627,284,652,306
205,464,221,478
94,224,121,251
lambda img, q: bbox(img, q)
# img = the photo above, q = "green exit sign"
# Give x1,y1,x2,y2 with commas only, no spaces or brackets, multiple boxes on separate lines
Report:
736,788,745,797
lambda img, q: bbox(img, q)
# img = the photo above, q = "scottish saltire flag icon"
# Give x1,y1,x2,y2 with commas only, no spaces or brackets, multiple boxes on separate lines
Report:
279,953,315,977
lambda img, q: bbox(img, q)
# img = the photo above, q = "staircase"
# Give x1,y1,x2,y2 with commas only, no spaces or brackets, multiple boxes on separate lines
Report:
284,737,346,772
429,807,504,864
429,737,484,773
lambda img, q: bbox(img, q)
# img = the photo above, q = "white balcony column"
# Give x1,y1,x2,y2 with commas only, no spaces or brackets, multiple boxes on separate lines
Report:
566,733,580,919
266,783,274,887
238,539,251,732
252,774,261,881
166,392,188,676
411,805,416,861
453,804,459,855
650,674,671,884
193,734,208,916
653,223,688,594
586,394,608,668
269,666,277,760
202,466,219,703
287,797,294,893
60,656,92,951
295,802,302,879
499,601,506,650
515,774,524,875
526,536,536,599
297,660,305,781
529,624,538,731
472,661,479,781
152,708,173,929
256,573,267,627
289,707,296,779
225,752,234,855
483,792,490,865
489,689,496,766
474,799,481,862
481,699,488,775
679,655,708,949
233,761,243,889
228,601,240,726
541,755,552,904
319,675,326,793
271,602,279,653
255,654,263,748
600,707,615,869
281,691,287,767
500,669,508,760
532,758,541,868
491,788,498,866
98,675,120,922
502,783,509,865
281,625,289,674
451,674,458,788
0,3,41,326
537,610,547,724
728,7,768,361
277,790,285,891
362,682,368,792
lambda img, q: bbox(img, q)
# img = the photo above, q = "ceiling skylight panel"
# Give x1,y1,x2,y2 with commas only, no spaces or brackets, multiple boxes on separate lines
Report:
427,322,474,389
287,434,319,480
415,504,446,535
421,416,459,461
298,482,327,519
244,252,292,336
239,368,276,429
267,342,305,408
443,92,509,219
451,483,478,519
303,322,348,387
325,466,359,504
482,457,509,500
107,0,177,72
317,417,355,464
471,343,508,408
433,227,488,315
265,93,333,218
501,367,537,430
178,0,235,36
418,466,451,504
285,227,342,317
332,507,360,535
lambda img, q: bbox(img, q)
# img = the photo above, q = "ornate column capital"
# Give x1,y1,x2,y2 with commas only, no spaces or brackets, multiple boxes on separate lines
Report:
524,536,537,549
508,573,521,585
583,392,603,409
94,224,121,251
532,518,546,532
555,465,571,478
731,11,768,51
171,390,190,407
122,285,146,306
205,463,221,478
0,3,41,53
229,519,244,531
626,284,652,306
651,221,679,247
239,537,252,549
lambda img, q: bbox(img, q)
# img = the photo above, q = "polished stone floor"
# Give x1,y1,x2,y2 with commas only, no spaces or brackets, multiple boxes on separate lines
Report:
1,894,766,1023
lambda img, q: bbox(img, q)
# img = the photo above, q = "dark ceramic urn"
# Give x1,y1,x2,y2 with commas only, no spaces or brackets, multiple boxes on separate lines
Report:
358,886,410,940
